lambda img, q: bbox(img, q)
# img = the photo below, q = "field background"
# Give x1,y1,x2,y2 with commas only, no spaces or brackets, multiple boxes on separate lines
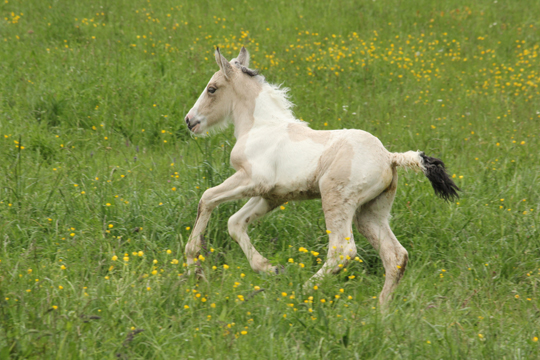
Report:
1,0,539,358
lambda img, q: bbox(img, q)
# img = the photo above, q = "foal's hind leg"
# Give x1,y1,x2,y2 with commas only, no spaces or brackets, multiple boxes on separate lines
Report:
228,197,280,273
354,175,408,306
306,199,358,286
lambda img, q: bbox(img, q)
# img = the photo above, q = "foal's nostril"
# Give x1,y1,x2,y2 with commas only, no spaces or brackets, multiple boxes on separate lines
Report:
185,115,190,125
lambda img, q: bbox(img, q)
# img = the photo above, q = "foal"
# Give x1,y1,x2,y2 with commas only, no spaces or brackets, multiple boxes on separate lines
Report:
184,47,459,305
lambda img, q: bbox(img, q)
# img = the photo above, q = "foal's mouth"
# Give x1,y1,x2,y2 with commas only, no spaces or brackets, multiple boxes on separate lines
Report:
187,121,200,132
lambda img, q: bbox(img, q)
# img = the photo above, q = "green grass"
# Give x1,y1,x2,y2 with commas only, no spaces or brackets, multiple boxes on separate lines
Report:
1,0,539,358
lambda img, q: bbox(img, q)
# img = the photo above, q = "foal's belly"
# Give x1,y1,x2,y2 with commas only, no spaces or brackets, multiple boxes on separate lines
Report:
262,190,321,206
262,184,321,203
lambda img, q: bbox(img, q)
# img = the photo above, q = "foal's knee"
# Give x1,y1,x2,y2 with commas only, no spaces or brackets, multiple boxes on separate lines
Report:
249,256,273,273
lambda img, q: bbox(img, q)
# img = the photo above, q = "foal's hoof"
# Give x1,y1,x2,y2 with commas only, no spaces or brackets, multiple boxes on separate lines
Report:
269,264,285,275
195,267,208,283
185,263,208,283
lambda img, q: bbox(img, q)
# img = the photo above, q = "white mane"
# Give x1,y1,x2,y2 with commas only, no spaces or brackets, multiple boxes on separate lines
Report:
255,81,305,125
265,83,294,113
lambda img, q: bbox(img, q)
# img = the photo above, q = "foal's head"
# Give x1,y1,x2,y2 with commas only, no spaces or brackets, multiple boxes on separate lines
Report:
185,47,260,134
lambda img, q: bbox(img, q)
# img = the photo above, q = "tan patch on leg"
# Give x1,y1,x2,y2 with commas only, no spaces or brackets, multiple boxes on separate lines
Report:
315,141,355,216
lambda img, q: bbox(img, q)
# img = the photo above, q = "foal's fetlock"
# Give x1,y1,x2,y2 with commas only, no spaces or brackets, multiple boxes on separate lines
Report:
184,249,198,265
378,291,393,309
249,255,279,274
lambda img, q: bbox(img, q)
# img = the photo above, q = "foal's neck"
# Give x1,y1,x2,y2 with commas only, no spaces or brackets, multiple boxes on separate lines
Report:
232,84,297,139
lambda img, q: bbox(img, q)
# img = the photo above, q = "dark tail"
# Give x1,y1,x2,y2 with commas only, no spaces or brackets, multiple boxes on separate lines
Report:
419,152,460,201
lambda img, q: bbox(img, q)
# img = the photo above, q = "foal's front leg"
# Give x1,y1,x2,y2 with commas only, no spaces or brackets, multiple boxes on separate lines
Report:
228,197,281,273
185,171,253,267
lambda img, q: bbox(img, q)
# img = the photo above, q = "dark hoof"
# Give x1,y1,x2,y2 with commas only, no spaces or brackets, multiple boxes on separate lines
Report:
274,265,285,275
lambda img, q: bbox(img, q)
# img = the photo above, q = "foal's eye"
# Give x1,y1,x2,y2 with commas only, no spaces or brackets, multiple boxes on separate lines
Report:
207,87,217,94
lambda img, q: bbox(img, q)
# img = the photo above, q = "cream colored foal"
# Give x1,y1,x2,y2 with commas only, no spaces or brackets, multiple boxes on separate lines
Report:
184,47,459,305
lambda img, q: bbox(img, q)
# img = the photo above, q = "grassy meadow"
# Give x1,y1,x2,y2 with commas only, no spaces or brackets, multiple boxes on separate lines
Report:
1,0,540,358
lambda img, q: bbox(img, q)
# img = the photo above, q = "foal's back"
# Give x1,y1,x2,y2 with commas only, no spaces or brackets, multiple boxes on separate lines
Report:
242,122,394,204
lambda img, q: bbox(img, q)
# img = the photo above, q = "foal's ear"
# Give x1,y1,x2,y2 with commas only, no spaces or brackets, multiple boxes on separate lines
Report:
237,46,250,67
214,47,233,79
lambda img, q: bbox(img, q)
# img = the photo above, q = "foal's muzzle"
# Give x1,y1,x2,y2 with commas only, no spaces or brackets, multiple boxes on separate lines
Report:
185,115,200,132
